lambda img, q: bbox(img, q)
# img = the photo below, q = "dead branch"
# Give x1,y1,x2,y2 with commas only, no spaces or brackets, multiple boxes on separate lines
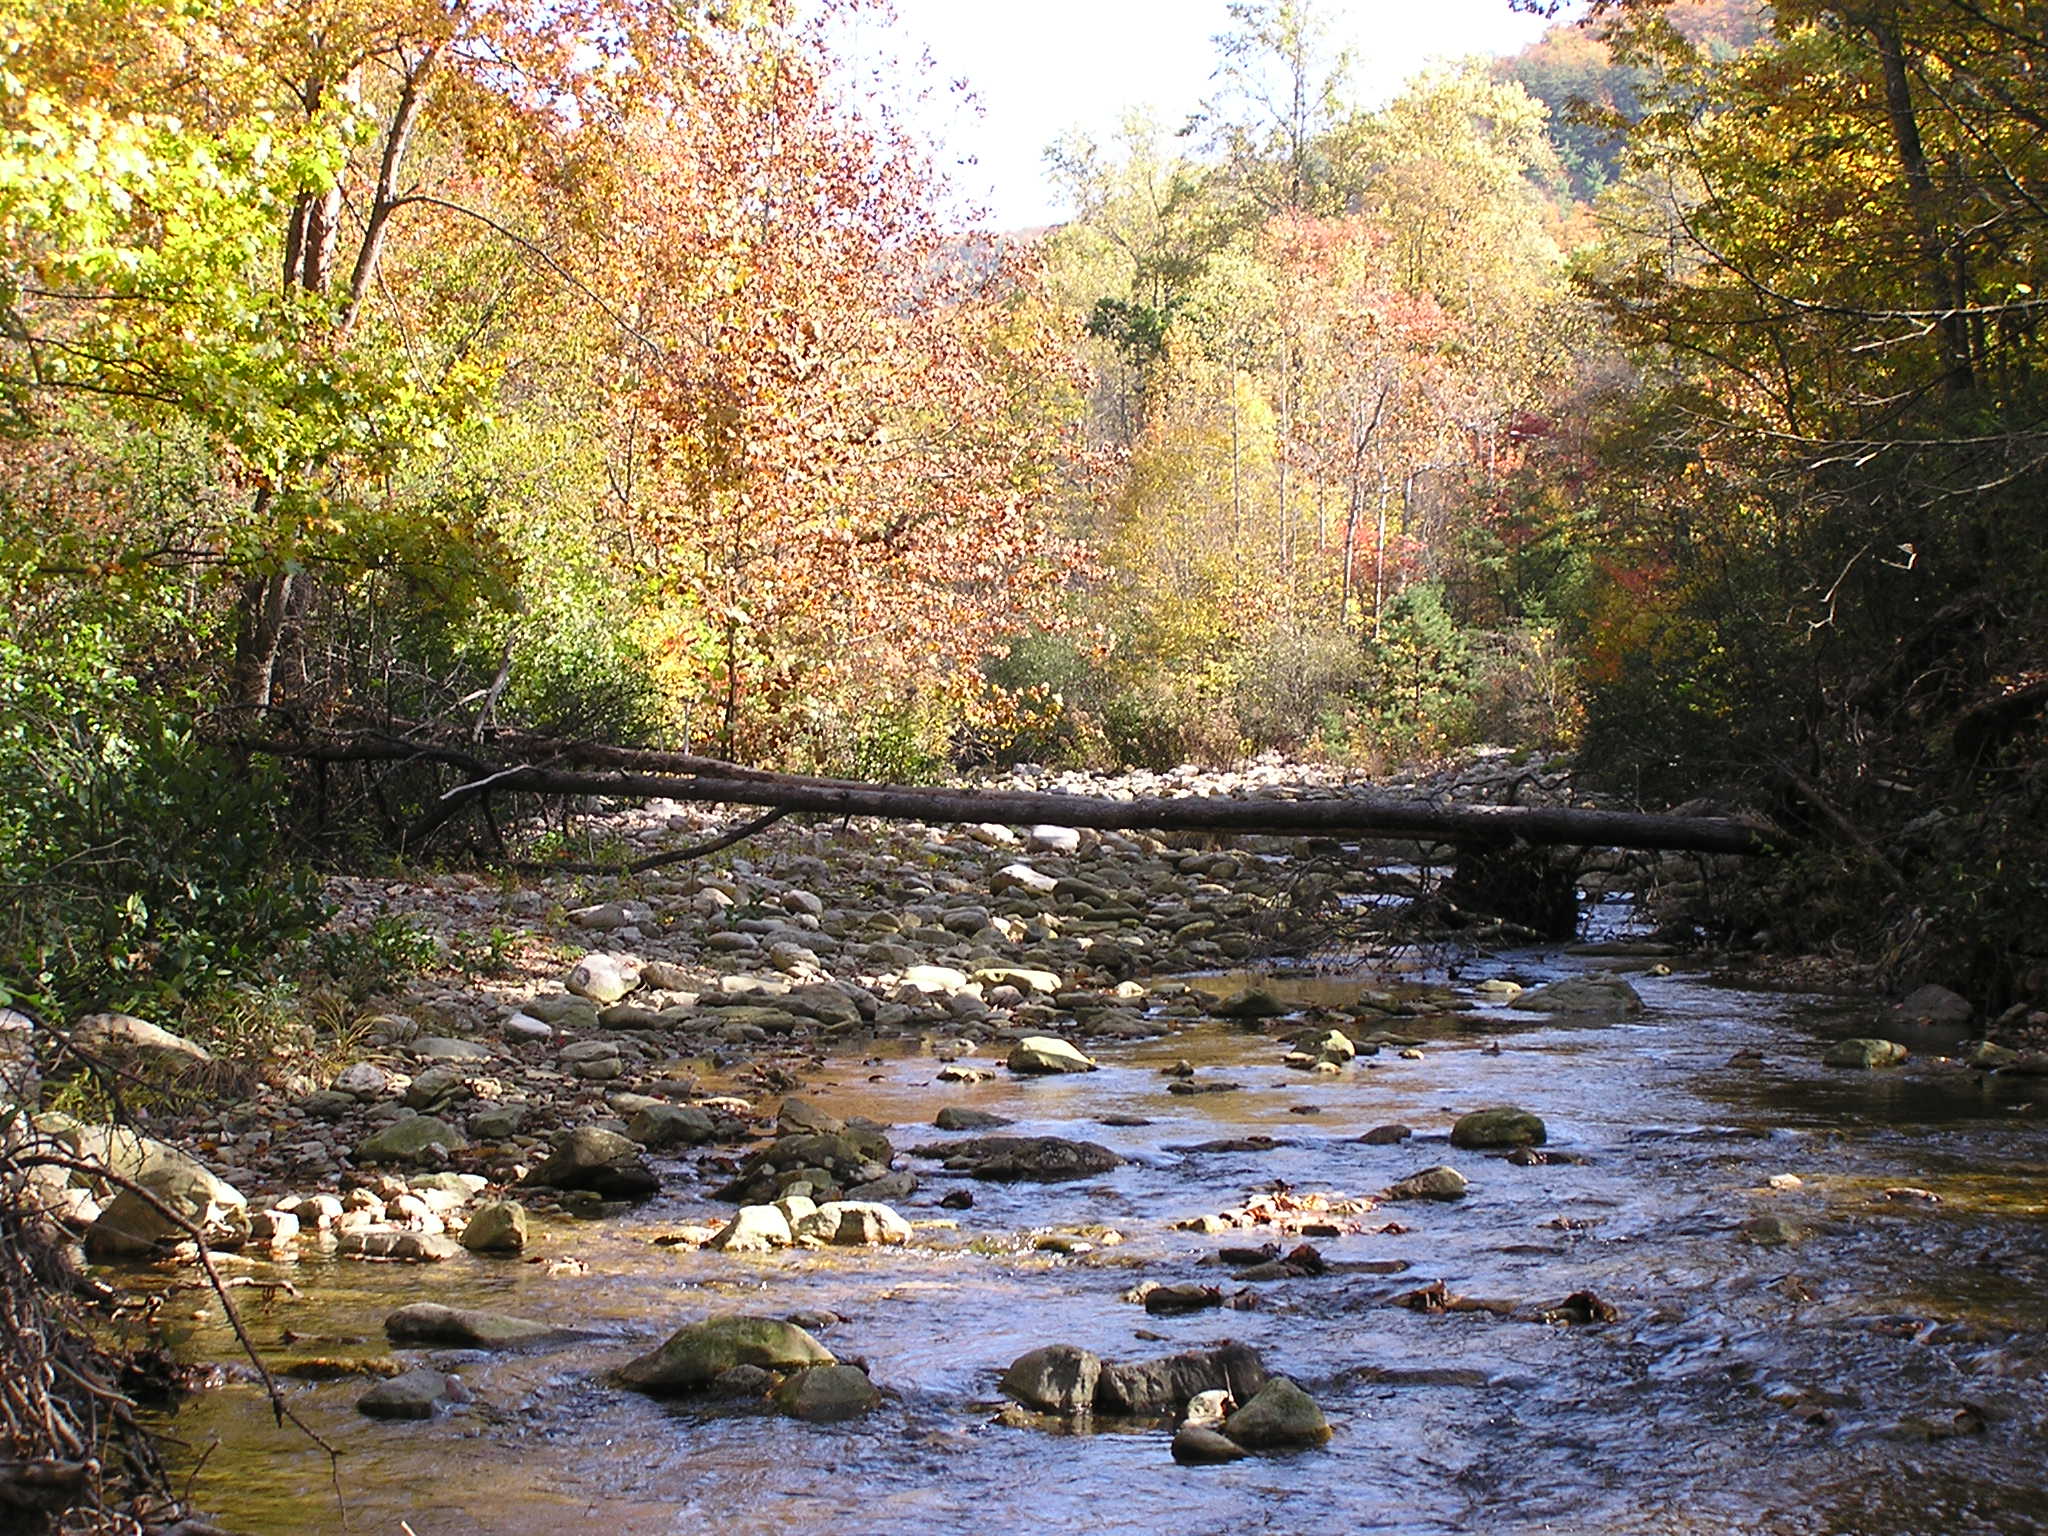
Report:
508,806,791,875
238,731,1777,856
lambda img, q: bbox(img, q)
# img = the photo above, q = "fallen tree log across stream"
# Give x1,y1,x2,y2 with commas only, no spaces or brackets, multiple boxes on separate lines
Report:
241,727,1777,859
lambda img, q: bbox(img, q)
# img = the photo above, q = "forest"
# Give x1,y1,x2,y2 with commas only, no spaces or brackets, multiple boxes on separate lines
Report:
2,2,2047,1528
5,0,2044,1026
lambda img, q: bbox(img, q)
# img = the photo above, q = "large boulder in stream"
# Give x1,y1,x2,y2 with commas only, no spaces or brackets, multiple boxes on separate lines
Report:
616,1315,835,1394
910,1134,1124,1182
523,1126,659,1199
84,1161,247,1260
771,1364,881,1422
1001,1345,1103,1415
357,1368,467,1420
384,1302,585,1350
792,1200,912,1247
1098,1343,1270,1417
1385,1165,1469,1202
1824,1037,1909,1069
1450,1106,1547,1149
1001,1341,1268,1420
1508,973,1644,1019
457,1200,528,1253
1222,1377,1331,1449
1006,1036,1097,1074
714,1124,896,1204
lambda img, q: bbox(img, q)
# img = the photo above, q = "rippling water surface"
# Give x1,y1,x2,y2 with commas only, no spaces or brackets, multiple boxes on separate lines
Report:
153,946,2048,1536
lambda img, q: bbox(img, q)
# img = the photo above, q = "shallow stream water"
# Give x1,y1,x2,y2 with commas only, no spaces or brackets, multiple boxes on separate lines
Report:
151,944,2048,1536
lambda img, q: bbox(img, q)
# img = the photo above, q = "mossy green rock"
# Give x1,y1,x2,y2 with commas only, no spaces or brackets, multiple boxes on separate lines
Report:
616,1314,835,1393
1222,1377,1331,1449
1450,1106,1547,1149
1823,1037,1908,1069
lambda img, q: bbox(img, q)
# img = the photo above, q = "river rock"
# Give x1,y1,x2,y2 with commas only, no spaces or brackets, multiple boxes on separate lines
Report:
913,1134,1124,1181
523,994,601,1030
777,1100,848,1137
1007,1036,1097,1074
84,1162,247,1260
355,1116,468,1164
384,1303,577,1349
771,1363,881,1422
1097,1343,1269,1418
628,1104,716,1149
337,1229,463,1261
333,1062,399,1099
782,985,864,1030
1450,1107,1547,1149
524,1126,659,1198
1222,1377,1331,1449
403,1065,471,1111
1000,1345,1102,1414
1358,1123,1413,1145
566,953,638,1004
247,1209,299,1247
973,965,1061,995
68,1012,213,1081
0,1005,35,1100
1172,1424,1249,1464
639,960,696,992
715,1126,894,1204
357,1368,465,1420
1026,824,1082,854
502,1012,554,1042
901,964,970,996
467,1105,528,1141
1386,1165,1469,1201
933,1107,1012,1130
1290,1028,1356,1063
42,1118,214,1190
1508,974,1645,1018
1824,1037,1909,1069
615,1315,835,1394
794,1200,912,1247
846,1169,919,1202
1214,988,1288,1020
458,1200,528,1253
708,1204,794,1251
1739,1213,1803,1246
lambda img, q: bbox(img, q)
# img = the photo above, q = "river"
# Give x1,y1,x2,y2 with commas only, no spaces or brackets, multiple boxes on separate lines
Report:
152,945,2048,1536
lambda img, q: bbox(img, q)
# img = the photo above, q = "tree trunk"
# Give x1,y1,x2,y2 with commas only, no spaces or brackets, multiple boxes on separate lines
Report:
246,728,1775,858
232,566,296,711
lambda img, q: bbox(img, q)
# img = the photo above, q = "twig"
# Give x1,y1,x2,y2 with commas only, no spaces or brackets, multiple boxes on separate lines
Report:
21,1150,345,1472
509,807,791,875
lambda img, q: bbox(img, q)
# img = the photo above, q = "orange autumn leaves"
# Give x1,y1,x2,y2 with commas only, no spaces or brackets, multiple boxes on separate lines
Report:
585,21,1090,758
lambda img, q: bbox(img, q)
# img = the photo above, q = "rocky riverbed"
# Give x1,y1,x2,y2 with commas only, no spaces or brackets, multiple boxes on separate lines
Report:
15,753,2048,1535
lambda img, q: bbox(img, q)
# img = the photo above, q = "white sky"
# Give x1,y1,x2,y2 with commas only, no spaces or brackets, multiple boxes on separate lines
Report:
847,0,1569,228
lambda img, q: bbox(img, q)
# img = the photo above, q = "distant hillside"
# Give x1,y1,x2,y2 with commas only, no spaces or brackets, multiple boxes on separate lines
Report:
1501,0,1770,202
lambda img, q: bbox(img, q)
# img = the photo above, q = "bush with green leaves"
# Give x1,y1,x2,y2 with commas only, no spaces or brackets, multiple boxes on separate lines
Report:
0,558,327,1022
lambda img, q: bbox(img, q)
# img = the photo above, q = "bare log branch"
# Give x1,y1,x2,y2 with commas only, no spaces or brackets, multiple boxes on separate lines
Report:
508,806,792,875
237,729,1776,856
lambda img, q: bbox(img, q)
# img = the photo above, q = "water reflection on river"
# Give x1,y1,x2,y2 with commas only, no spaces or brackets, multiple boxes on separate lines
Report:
156,952,2048,1536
